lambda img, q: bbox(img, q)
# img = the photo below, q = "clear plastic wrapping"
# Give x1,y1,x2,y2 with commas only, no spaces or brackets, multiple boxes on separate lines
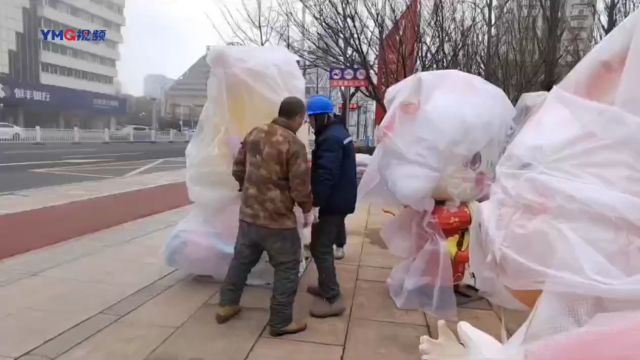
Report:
470,10,640,358
165,46,309,283
358,70,514,319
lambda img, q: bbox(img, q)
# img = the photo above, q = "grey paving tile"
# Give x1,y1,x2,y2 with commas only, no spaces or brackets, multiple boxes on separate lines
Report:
357,266,390,282
121,280,219,327
343,319,426,360
101,282,170,317
247,338,342,360
29,314,118,359
352,280,426,326
147,305,268,360
56,321,174,360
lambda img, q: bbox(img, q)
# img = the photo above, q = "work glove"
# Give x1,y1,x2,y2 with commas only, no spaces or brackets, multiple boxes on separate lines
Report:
303,212,314,228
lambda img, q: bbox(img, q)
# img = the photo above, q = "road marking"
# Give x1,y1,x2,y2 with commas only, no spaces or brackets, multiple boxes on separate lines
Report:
124,159,164,177
0,159,106,167
0,192,29,197
2,148,97,154
34,159,149,170
31,169,115,178
62,166,147,171
63,152,143,159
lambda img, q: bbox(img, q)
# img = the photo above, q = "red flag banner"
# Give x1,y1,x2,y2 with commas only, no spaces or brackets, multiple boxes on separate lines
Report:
375,0,420,125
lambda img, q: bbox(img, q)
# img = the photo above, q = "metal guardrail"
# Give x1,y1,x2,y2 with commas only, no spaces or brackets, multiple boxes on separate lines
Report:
0,127,192,144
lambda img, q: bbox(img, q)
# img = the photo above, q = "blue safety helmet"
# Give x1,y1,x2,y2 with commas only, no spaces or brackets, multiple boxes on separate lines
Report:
306,95,334,116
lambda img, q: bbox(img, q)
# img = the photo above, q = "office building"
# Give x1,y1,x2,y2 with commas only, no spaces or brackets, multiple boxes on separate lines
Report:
0,0,127,129
162,55,208,130
143,74,174,99
499,0,597,55
563,0,597,61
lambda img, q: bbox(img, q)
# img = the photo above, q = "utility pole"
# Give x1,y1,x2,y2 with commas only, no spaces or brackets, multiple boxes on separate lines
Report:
342,2,350,129
356,101,362,140
301,1,307,77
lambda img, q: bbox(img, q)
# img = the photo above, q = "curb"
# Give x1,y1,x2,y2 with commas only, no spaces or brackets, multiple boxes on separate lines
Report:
0,182,190,260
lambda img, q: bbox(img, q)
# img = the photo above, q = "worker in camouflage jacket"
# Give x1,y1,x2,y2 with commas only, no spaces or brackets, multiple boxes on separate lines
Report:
216,96,314,337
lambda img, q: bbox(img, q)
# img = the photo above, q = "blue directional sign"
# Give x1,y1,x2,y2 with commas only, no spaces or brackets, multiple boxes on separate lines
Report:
329,67,369,87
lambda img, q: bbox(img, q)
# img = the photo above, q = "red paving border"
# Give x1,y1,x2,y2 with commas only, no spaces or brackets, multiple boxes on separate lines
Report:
0,182,190,260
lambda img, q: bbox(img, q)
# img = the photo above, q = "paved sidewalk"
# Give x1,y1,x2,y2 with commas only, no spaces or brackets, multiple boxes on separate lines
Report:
0,204,526,360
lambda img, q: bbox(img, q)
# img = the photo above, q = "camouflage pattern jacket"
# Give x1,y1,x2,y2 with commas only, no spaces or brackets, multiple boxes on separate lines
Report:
232,117,313,229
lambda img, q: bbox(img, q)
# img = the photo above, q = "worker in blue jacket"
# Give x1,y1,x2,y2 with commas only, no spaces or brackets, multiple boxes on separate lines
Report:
305,95,357,318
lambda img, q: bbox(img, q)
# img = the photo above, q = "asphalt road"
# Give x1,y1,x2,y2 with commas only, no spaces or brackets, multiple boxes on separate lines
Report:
0,143,187,193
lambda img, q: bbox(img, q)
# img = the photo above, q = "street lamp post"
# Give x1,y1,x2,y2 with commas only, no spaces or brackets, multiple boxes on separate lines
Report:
151,97,158,130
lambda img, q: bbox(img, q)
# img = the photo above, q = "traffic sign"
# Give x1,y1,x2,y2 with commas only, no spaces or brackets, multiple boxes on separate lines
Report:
329,67,369,87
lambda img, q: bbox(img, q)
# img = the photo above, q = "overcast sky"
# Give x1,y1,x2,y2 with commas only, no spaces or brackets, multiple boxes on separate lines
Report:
117,0,233,95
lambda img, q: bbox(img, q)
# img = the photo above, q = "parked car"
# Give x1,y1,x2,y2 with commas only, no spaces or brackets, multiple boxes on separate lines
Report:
0,122,24,140
116,125,150,136
180,127,196,137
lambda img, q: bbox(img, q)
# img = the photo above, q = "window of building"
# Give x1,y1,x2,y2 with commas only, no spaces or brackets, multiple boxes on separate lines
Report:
55,1,71,14
41,62,114,84
45,0,59,8
57,44,68,55
49,1,120,34
90,0,123,15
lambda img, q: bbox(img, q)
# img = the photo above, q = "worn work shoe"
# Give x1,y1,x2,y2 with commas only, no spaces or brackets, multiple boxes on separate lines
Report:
310,296,346,318
334,246,346,260
215,305,241,324
306,285,324,298
269,320,308,337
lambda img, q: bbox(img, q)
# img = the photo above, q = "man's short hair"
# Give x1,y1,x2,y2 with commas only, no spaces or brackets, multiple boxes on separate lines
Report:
278,96,306,120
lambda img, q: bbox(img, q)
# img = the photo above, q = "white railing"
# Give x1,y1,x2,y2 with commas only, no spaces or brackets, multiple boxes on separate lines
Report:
0,127,193,144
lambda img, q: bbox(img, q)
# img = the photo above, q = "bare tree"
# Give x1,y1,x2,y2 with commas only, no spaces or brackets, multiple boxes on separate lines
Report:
473,0,515,82
279,0,420,113
210,0,284,46
537,0,567,90
364,0,421,111
597,0,640,36
492,1,545,99
279,0,360,110
418,0,483,74
218,0,631,107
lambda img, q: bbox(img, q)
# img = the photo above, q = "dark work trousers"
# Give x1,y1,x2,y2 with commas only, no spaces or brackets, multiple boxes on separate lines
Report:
334,217,347,248
310,215,344,303
219,221,301,330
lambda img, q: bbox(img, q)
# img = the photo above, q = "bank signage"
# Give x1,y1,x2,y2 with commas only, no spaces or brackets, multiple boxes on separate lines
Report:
11,87,52,102
0,78,126,114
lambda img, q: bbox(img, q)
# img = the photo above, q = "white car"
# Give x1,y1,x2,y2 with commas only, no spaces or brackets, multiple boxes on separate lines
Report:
113,125,151,141
116,125,150,135
0,122,24,140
